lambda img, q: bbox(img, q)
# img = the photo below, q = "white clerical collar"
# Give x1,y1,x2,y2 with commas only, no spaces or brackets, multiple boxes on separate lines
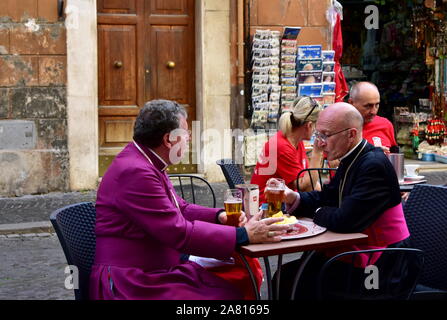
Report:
148,148,169,171
340,139,364,161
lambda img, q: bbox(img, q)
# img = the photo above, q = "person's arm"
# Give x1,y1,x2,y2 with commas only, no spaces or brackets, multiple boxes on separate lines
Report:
297,144,324,191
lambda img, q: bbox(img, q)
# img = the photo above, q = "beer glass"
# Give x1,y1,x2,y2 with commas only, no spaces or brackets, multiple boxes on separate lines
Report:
264,178,285,218
224,189,243,227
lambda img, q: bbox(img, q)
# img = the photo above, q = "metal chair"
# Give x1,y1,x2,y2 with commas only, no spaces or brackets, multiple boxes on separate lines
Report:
216,159,245,189
50,202,96,300
168,174,217,208
316,248,424,300
403,184,447,296
296,168,337,192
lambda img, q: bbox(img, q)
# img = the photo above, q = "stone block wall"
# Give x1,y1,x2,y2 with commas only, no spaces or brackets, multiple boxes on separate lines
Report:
248,0,332,49
0,0,68,196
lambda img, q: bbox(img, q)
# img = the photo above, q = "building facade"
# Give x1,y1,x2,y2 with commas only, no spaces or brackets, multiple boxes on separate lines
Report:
0,0,331,197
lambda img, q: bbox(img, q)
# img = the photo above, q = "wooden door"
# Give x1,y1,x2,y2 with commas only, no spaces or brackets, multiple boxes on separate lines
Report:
97,0,197,175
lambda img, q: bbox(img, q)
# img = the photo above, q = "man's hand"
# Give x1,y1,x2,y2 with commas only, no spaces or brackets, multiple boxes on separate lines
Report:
284,184,298,205
244,210,290,243
218,211,247,227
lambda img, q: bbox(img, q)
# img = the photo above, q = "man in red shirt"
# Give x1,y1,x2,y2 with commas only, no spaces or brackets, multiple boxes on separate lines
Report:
348,81,398,154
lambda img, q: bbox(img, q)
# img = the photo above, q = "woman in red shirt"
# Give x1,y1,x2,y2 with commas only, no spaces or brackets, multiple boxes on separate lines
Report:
251,97,324,203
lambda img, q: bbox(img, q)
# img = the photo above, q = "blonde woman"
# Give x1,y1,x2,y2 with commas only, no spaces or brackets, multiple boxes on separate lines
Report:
251,96,324,204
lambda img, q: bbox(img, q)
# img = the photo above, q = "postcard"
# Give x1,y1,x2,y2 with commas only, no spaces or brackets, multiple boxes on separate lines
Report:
298,83,323,97
298,71,322,84
297,59,323,71
322,50,335,62
298,45,322,60
322,82,336,94
282,27,301,40
322,72,335,82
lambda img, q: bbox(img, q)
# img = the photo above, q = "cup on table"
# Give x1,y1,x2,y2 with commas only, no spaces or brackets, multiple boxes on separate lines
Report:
224,189,243,227
264,178,286,218
405,164,420,177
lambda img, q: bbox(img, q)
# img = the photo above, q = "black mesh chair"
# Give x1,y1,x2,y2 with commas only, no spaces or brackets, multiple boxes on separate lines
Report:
403,184,447,297
296,168,337,192
50,202,96,300
316,248,424,300
168,174,216,208
216,159,245,189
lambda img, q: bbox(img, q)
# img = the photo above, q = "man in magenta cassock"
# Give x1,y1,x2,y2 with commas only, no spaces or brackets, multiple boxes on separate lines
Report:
89,100,289,300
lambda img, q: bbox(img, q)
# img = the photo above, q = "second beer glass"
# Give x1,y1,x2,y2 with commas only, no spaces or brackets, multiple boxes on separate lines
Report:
224,189,243,227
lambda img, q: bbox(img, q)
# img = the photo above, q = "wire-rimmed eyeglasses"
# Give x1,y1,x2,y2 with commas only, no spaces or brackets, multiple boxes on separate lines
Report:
314,127,351,143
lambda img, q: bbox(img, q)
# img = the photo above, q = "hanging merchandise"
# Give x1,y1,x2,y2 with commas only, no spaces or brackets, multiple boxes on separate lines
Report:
425,119,446,145
327,1,349,102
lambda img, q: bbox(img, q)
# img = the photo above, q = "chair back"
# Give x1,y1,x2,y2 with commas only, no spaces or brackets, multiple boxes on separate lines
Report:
216,159,245,189
297,168,337,192
50,202,96,300
317,248,424,300
403,184,447,291
168,174,216,208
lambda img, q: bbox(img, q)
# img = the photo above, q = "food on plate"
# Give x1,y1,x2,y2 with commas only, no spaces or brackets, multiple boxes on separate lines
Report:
271,211,298,225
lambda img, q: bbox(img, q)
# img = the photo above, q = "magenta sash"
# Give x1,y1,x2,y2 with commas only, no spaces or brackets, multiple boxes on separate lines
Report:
324,203,410,268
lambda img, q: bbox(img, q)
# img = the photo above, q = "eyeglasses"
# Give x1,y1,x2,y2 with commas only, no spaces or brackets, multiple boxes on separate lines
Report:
314,128,351,143
302,97,319,123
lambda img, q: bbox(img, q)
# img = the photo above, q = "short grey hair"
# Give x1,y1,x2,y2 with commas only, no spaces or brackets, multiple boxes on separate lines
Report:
133,100,187,148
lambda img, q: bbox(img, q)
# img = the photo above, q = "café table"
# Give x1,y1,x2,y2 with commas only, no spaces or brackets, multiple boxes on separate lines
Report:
237,223,368,300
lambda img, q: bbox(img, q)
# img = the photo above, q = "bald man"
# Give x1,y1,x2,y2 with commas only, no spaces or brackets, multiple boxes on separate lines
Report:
273,103,410,300
349,81,398,154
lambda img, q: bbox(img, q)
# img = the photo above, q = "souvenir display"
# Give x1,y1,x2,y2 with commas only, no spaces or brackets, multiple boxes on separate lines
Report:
251,29,282,128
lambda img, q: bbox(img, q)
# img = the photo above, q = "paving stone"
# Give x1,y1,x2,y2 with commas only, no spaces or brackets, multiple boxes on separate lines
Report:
37,232,51,237
21,233,37,237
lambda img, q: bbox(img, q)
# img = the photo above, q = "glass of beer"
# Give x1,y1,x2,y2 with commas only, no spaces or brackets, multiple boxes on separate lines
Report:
224,189,243,227
264,178,285,218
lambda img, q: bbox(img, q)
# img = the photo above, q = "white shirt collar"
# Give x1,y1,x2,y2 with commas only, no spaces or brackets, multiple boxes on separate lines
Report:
340,139,364,161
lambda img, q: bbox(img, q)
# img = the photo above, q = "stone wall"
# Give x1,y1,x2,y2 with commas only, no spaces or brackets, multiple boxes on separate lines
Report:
248,0,332,49
0,0,68,196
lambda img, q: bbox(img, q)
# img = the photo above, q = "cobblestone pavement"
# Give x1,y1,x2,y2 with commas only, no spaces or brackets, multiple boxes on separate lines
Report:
0,234,74,300
0,233,300,300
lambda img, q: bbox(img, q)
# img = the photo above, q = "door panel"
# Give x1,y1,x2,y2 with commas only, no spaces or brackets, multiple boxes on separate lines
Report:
150,26,188,102
97,0,196,176
99,0,136,14
98,24,137,105
151,0,186,14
